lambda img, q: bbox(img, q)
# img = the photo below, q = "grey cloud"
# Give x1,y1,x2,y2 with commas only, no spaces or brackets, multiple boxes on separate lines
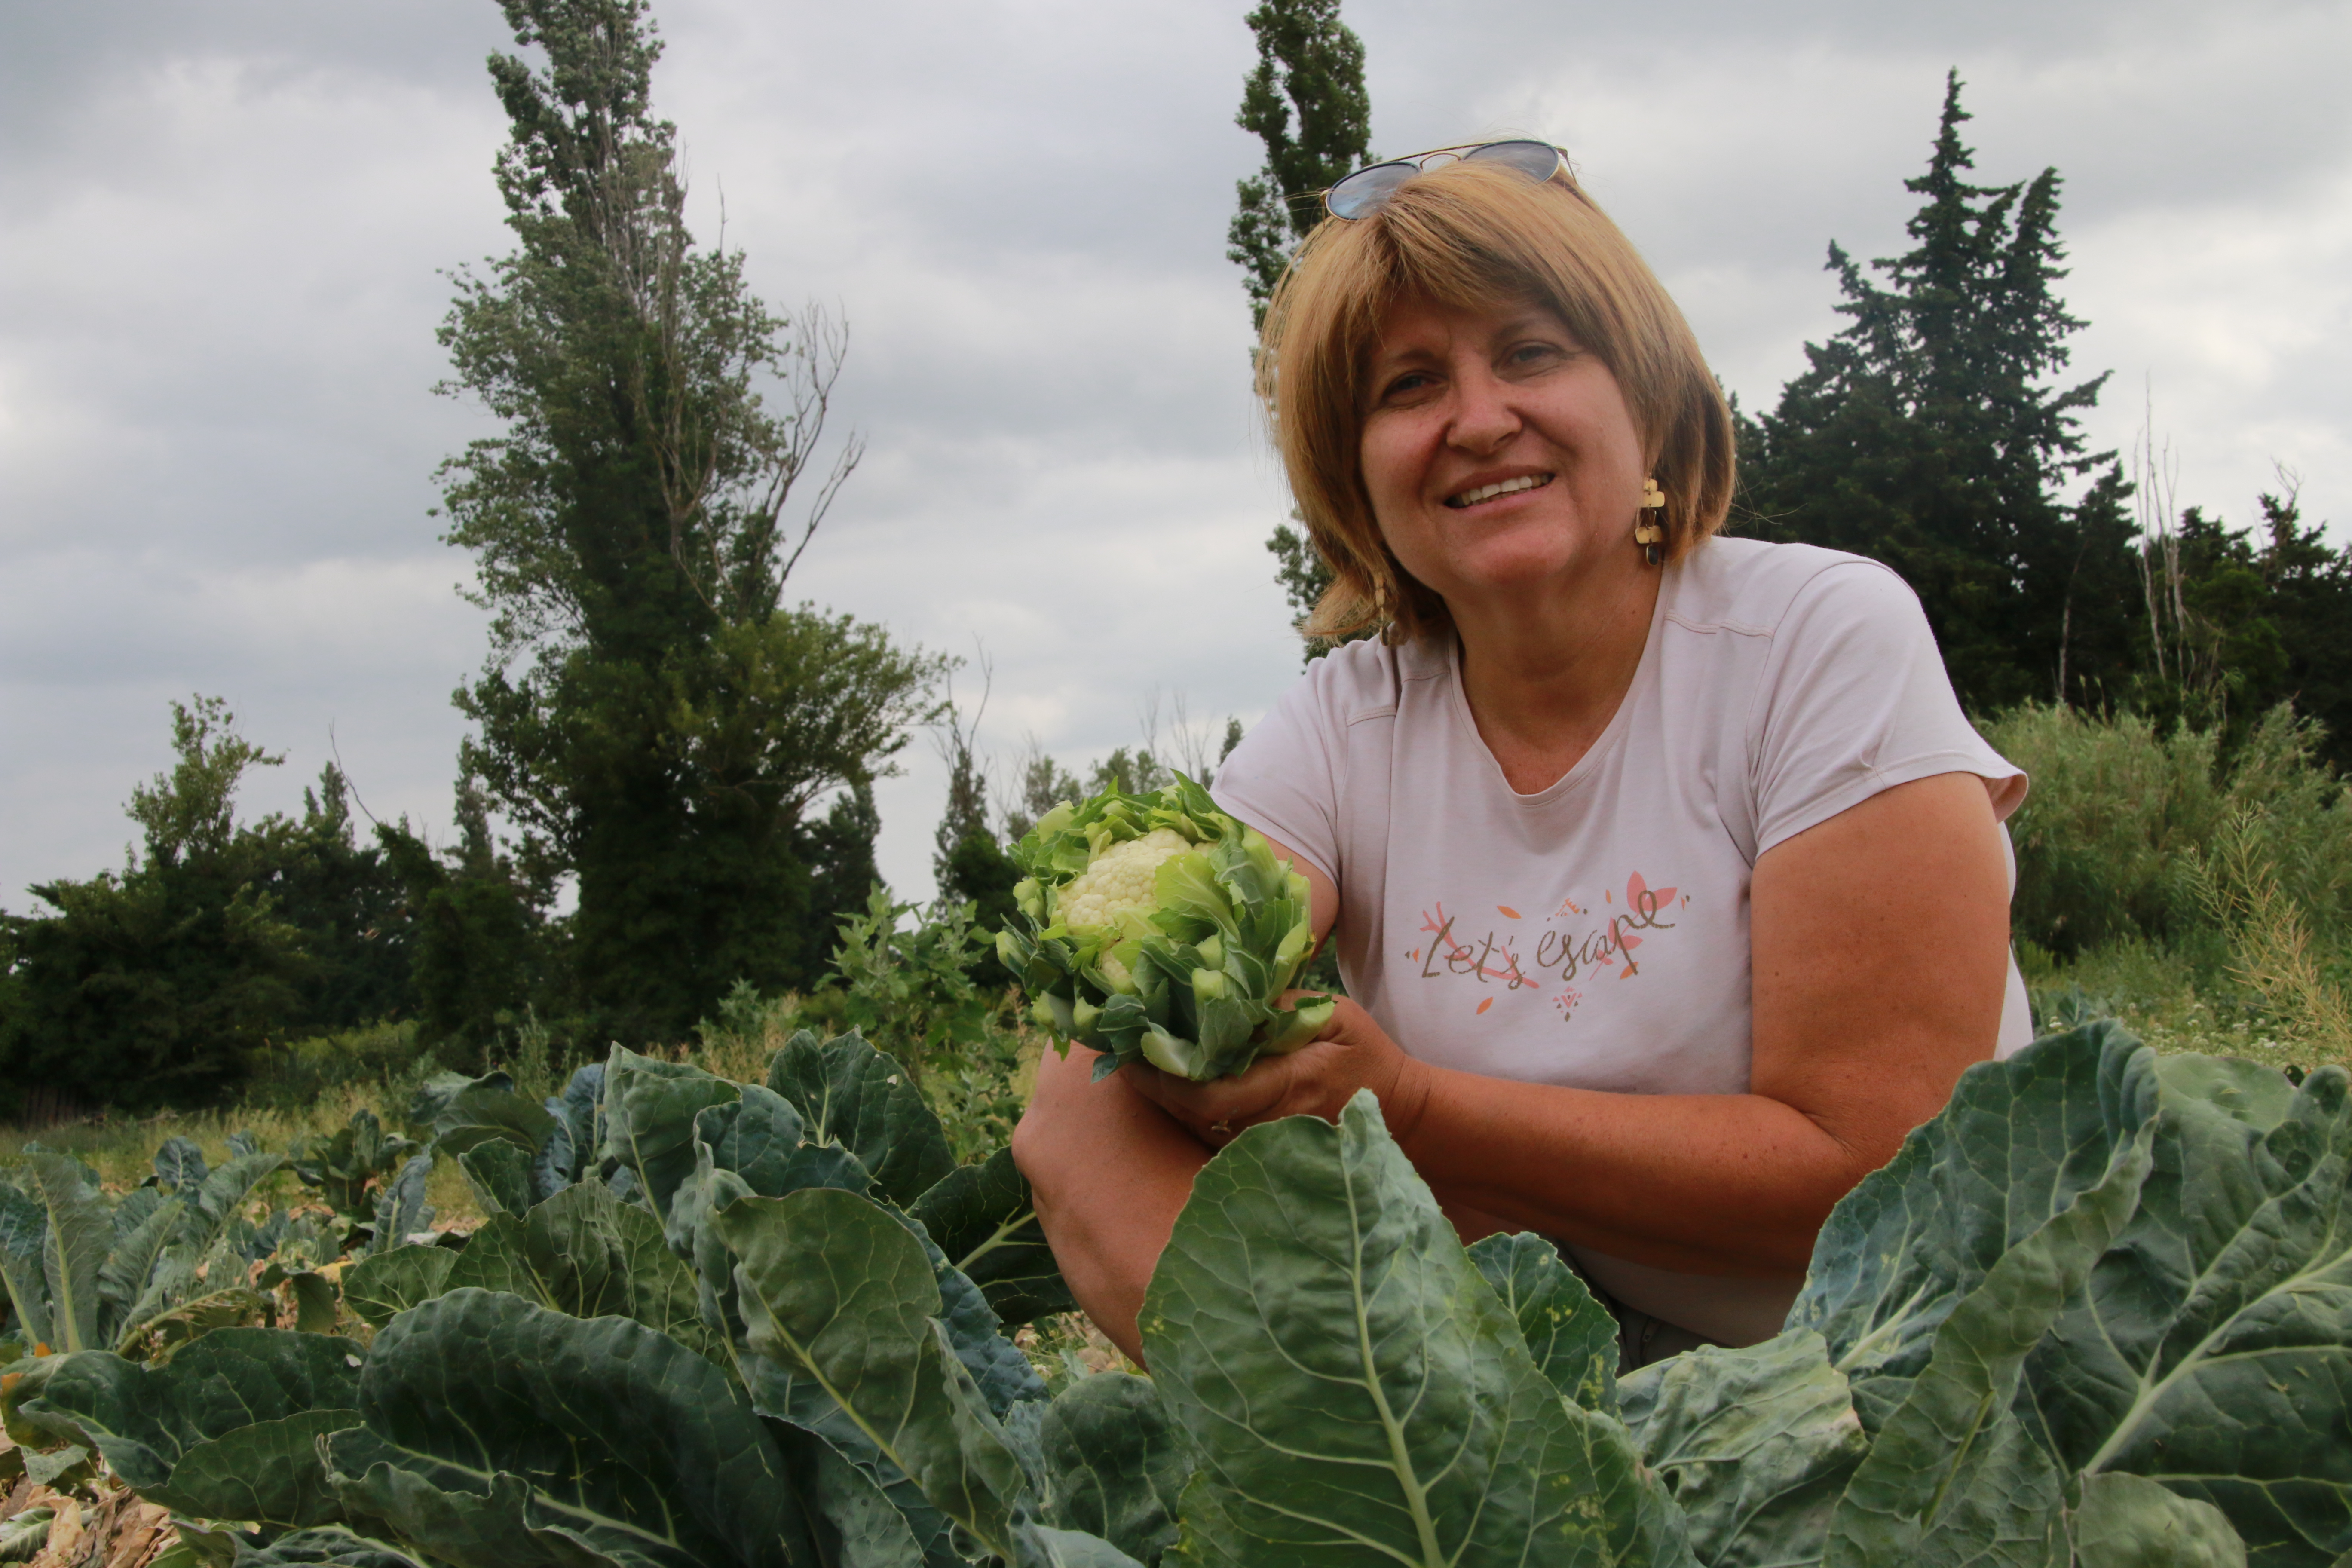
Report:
3,0,2345,913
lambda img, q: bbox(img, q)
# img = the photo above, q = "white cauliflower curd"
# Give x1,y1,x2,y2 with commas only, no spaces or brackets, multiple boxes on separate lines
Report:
1054,827,1192,930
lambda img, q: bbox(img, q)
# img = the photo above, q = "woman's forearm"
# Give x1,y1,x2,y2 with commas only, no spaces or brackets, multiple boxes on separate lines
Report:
1010,1044,1209,1365
1392,1062,1865,1275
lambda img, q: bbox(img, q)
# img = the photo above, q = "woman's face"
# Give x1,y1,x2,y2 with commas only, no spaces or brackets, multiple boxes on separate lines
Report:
1358,294,1649,619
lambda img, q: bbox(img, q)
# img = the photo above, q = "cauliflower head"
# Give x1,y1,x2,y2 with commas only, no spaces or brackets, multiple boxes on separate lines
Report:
996,773,1333,1081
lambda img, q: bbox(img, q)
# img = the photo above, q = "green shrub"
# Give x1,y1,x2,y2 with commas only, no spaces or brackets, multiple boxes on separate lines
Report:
1986,701,2352,963
242,1020,427,1109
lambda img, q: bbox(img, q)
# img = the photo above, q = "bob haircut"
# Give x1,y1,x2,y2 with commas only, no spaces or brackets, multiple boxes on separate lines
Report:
1257,156,1736,646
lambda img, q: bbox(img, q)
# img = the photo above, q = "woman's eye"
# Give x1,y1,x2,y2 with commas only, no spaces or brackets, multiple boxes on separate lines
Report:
1379,370,1436,401
1507,340,1565,369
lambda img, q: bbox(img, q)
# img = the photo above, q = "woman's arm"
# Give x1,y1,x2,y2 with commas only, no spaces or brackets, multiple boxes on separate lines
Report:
1011,827,1344,1365
1133,770,2013,1276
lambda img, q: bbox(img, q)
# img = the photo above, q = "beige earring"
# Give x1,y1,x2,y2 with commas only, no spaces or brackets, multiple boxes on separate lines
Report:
1373,575,1395,643
1635,478,1666,566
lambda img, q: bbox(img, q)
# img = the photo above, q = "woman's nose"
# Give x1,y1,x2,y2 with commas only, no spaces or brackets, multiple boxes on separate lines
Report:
1445,368,1520,453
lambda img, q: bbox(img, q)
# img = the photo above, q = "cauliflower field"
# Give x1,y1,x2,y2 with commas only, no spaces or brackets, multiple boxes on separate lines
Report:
3,1019,2349,1567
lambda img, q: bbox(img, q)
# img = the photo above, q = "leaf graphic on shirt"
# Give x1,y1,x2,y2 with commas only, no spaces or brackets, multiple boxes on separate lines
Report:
1625,873,1677,919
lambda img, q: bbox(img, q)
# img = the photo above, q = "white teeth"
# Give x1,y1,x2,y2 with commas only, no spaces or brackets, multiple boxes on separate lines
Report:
1449,474,1550,507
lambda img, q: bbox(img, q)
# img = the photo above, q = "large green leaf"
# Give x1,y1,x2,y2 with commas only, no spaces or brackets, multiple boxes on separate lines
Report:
99,1195,187,1350
658,1090,873,1357
162,1410,366,1525
765,1032,955,1209
456,1139,536,1219
406,1069,558,1158
227,1526,428,1567
189,1151,287,1236
1141,1092,1690,1568
1788,1022,2162,1432
341,1246,459,1330
2071,1473,2248,1567
23,1154,110,1354
368,1157,436,1256
1012,1522,1148,1568
152,1137,210,1193
328,1288,819,1568
536,1063,608,1197
714,1188,1032,1561
20,1327,363,1525
442,1182,719,1362
2018,1057,2352,1566
1034,1372,1184,1564
1821,1105,2156,1568
0,1175,55,1349
908,1148,1075,1326
1468,1231,1619,1412
601,1047,742,1220
683,1087,875,1215
767,1418,932,1568
1617,1331,1868,1568
0,1508,55,1562
704,1060,1040,1418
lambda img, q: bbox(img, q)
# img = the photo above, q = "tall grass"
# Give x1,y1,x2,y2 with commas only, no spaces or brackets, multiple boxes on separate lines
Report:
1986,702,2352,963
1989,701,2352,1070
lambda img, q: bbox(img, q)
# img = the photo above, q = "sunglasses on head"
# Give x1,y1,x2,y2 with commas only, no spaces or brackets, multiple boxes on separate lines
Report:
1323,140,1571,220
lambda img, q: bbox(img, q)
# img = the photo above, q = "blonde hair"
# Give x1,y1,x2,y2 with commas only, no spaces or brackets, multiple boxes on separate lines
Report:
1257,157,1735,645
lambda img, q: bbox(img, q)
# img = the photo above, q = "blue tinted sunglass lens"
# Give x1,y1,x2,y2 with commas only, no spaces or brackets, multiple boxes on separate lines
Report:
1466,140,1562,181
1327,161,1417,219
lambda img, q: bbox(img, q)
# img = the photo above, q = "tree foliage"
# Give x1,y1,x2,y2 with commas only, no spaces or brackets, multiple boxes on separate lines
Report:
0,701,346,1114
1226,0,1372,331
931,682,1020,946
1228,0,1374,662
2131,481,2352,769
374,781,550,1077
436,0,939,1044
1737,73,2144,714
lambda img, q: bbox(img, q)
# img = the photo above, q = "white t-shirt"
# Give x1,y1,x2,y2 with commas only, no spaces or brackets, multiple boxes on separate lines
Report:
1214,536,2030,1345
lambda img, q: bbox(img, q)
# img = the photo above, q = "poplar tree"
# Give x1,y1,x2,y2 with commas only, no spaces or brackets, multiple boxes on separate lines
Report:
1738,74,2142,712
1227,0,1373,660
438,0,938,1044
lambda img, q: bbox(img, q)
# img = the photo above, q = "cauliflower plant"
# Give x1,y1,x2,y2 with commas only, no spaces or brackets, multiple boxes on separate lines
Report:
996,775,1334,1081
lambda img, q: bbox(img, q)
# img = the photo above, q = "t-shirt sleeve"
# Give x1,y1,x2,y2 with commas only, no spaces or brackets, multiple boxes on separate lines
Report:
1748,560,2026,858
1210,662,1353,886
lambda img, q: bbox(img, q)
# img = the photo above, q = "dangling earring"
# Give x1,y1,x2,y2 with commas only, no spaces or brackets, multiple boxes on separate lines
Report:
1373,574,1395,644
1635,478,1666,567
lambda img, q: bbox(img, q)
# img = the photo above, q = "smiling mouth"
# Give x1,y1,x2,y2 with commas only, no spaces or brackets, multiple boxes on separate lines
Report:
1445,474,1554,509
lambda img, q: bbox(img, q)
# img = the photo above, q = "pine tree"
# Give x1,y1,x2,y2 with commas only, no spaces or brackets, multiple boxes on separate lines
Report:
0,698,309,1113
1227,0,1373,662
931,703,1019,950
437,0,940,1044
1738,73,2140,713
377,778,550,1075
2129,479,2352,765
260,765,418,1034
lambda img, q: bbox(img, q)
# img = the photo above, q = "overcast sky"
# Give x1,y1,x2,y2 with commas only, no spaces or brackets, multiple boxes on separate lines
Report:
3,0,2346,919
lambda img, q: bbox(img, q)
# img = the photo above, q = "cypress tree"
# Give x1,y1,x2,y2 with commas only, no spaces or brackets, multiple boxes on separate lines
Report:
1738,73,2141,713
1227,0,1373,660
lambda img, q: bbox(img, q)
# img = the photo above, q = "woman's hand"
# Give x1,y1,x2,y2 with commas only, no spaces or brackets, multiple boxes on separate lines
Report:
1122,996,1435,1148
1011,1038,1211,1366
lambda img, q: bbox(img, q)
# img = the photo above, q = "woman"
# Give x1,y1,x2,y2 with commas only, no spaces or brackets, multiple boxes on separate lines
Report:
1012,143,2029,1370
